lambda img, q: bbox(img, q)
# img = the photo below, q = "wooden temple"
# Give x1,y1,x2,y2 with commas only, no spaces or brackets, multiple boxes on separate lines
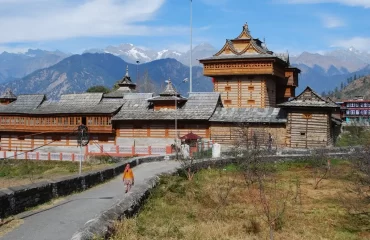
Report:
199,22,300,108
0,23,341,153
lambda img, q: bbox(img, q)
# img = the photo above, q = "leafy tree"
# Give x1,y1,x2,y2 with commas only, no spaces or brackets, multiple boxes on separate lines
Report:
86,85,111,93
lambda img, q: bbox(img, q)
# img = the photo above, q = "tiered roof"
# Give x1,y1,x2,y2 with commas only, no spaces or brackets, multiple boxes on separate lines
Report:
278,86,339,108
104,65,136,98
112,92,221,121
0,89,17,100
200,22,289,63
147,79,187,102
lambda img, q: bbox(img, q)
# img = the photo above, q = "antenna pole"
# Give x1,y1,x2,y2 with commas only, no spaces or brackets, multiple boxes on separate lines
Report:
189,0,193,93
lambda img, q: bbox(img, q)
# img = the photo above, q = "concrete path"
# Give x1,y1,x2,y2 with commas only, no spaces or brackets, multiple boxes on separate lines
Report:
0,160,180,240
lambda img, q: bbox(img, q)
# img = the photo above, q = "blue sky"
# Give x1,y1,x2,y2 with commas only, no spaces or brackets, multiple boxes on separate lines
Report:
0,0,370,54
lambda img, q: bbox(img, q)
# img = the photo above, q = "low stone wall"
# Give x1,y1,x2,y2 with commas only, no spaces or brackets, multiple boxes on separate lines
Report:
0,155,173,219
71,152,357,240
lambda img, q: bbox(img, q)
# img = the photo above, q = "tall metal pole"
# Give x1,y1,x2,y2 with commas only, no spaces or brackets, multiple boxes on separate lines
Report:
136,61,140,83
189,0,193,93
79,145,82,175
175,97,178,159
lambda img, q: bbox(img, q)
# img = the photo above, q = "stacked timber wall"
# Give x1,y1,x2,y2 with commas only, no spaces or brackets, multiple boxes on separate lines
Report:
210,123,286,147
286,111,331,148
117,122,209,139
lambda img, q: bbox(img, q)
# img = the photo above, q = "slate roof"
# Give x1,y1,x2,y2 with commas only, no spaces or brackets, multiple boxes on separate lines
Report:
117,65,136,88
112,92,221,121
33,93,123,114
0,89,17,100
278,86,339,108
104,89,130,98
209,108,287,123
0,94,46,114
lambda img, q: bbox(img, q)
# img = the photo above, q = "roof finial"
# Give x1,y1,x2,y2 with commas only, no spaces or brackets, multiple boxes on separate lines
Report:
125,65,129,77
286,50,290,66
243,22,249,31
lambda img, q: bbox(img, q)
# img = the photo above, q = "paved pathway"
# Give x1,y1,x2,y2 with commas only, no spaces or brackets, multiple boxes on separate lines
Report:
0,160,180,240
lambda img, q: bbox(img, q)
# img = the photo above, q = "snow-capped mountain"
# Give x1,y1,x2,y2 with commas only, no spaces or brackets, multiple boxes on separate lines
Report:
291,47,370,74
325,47,370,69
84,43,216,66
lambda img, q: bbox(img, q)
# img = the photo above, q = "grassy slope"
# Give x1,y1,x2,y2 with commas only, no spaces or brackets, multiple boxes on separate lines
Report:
0,159,113,188
110,161,370,240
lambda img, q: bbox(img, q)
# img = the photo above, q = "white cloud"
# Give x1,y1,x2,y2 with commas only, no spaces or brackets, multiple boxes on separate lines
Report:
281,0,370,8
0,45,29,53
331,37,370,51
320,14,346,28
0,0,192,44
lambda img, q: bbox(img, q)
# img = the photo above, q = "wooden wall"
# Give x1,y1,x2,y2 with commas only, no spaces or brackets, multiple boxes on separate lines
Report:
213,76,277,108
0,115,113,133
286,111,332,148
0,133,115,151
210,123,286,147
117,121,210,139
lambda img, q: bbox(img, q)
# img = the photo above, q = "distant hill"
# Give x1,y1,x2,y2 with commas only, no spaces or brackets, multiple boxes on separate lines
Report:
0,53,213,99
0,49,69,83
327,73,370,101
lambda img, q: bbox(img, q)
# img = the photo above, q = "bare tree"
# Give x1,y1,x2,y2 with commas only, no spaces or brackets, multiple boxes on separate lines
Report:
307,149,331,189
233,130,292,240
136,70,158,94
340,147,370,216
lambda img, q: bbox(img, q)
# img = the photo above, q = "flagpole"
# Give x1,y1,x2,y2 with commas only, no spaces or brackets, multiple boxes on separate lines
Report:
189,0,193,93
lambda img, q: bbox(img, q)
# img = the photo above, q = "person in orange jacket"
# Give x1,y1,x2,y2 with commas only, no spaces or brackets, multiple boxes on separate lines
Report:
123,164,134,193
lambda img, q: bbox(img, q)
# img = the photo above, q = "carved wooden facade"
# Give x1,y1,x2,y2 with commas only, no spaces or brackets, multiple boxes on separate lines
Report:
199,23,300,108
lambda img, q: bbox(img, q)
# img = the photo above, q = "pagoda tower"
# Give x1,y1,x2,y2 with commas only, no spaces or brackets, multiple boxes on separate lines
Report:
199,23,300,108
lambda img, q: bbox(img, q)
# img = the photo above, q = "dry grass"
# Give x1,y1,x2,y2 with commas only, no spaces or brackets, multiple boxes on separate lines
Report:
0,159,113,188
109,161,370,240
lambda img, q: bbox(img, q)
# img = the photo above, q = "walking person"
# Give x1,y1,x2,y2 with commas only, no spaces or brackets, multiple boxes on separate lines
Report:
123,164,134,193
